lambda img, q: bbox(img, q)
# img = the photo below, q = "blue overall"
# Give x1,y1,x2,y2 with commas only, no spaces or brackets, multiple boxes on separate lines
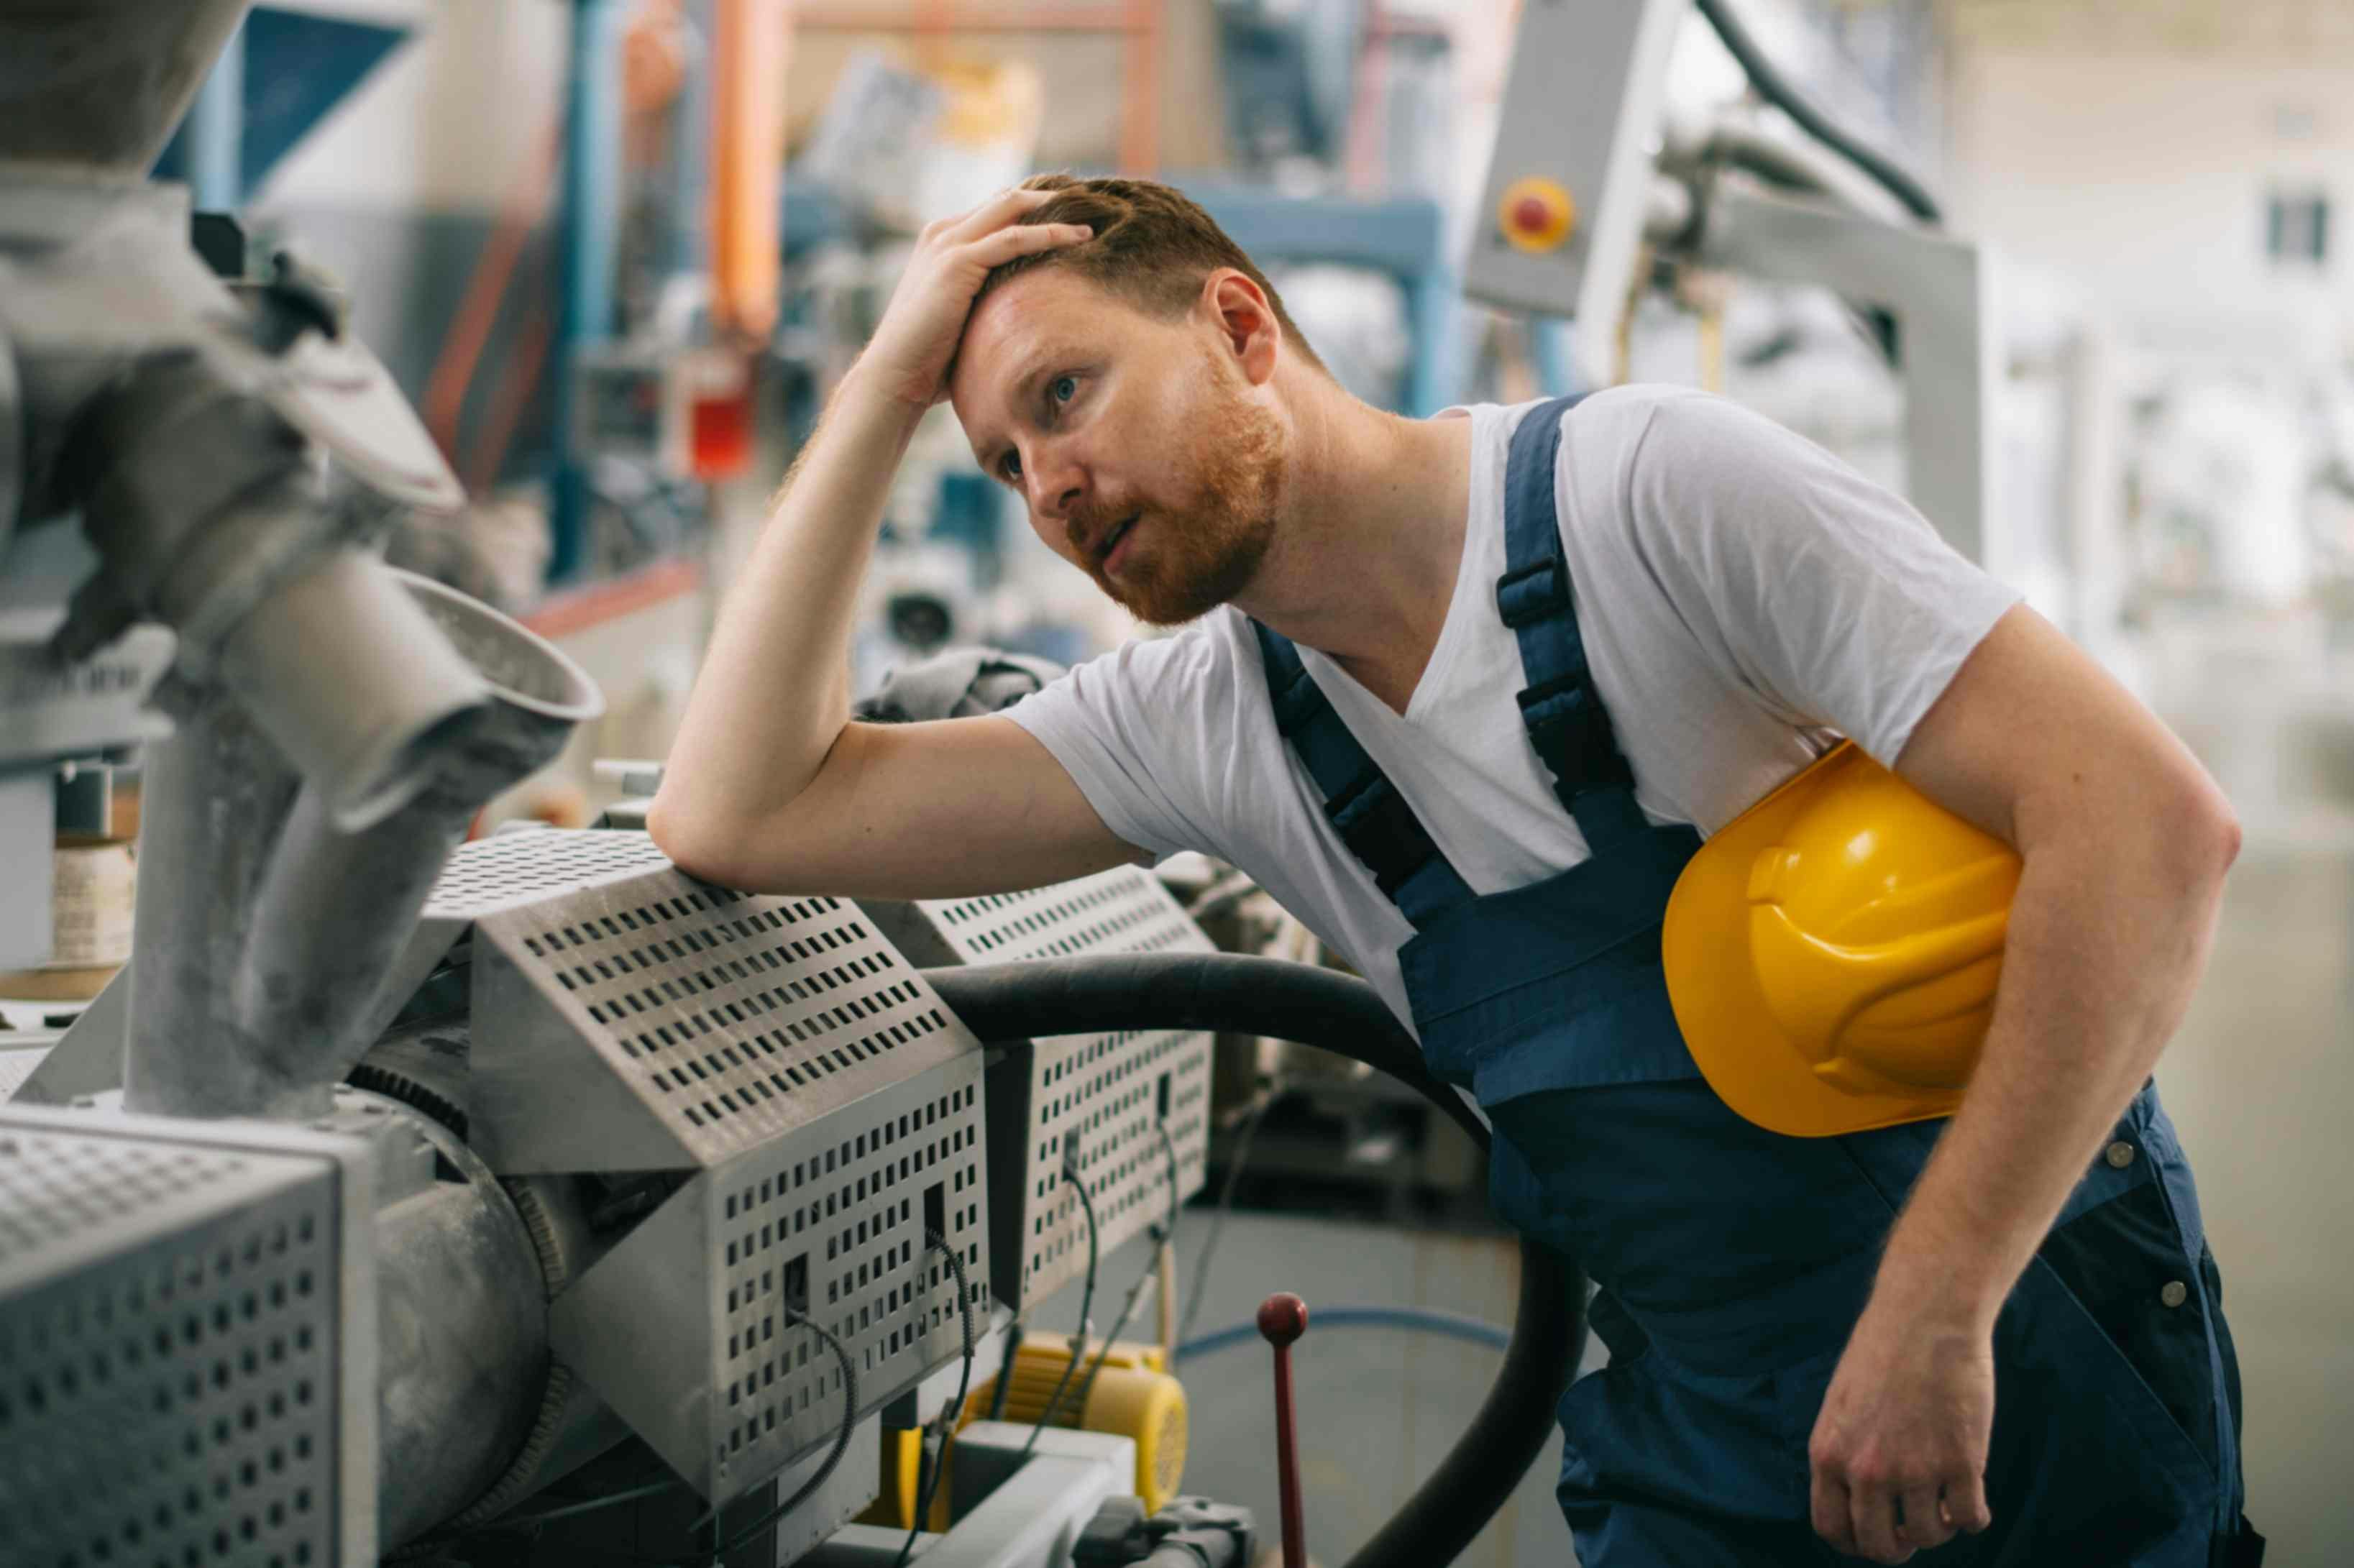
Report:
1250,398,2261,1565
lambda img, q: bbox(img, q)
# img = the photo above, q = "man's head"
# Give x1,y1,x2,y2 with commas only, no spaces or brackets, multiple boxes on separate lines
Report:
948,175,1327,626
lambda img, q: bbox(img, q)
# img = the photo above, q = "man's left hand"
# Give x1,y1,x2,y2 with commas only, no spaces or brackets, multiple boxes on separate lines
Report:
1808,1301,1997,1562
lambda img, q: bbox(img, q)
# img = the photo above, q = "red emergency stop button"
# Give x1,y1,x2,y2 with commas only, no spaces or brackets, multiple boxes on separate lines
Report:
1498,177,1577,253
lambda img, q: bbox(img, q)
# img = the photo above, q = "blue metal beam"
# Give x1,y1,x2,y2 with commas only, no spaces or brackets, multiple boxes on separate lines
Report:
183,14,246,211
549,0,630,584
156,8,412,201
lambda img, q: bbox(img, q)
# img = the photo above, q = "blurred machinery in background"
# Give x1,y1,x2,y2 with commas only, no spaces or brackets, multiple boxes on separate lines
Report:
1470,0,1995,565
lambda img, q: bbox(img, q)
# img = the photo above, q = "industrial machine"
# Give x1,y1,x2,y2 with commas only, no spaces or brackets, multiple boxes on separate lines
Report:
1470,0,1996,566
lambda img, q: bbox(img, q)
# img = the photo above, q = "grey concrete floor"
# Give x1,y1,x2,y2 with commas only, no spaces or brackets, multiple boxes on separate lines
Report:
2140,613,2354,1565
2156,845,2354,1564
1031,1209,1581,1568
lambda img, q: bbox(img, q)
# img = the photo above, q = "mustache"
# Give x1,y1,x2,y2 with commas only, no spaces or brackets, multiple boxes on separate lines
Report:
1064,500,1140,558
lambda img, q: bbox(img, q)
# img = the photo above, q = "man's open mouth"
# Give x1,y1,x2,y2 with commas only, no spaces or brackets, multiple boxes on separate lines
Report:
1097,515,1140,569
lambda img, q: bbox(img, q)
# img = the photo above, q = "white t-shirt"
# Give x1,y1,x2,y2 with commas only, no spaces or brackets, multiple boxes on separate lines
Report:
1004,386,2021,1028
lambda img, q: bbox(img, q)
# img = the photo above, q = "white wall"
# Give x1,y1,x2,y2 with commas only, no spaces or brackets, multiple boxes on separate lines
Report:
1946,47,2353,357
257,0,568,212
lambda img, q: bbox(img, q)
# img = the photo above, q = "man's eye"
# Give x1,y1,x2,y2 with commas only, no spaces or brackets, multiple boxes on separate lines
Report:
1051,375,1078,404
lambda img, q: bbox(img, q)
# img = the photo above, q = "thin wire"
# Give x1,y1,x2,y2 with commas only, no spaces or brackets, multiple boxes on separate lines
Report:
482,1475,682,1531
1178,1086,1277,1351
1066,1121,1187,1423
1020,1145,1100,1462
1065,1241,1156,1430
697,1311,861,1559
894,1230,976,1568
1153,1120,1181,1257
984,1318,1025,1422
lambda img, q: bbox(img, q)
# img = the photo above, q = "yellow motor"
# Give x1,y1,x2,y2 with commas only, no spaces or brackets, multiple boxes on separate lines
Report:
966,1334,1187,1513
859,1333,1188,1531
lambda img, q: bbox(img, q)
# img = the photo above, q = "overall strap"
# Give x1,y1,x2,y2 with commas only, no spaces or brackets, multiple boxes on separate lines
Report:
1497,395,1652,855
1251,620,1475,928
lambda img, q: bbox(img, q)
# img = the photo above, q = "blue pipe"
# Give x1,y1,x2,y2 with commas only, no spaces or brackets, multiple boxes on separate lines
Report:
186,15,247,212
1176,1306,1511,1363
667,0,713,285
1527,319,1583,400
550,0,629,583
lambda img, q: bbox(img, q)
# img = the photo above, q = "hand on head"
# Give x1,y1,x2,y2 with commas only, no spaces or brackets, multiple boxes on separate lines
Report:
857,188,1094,411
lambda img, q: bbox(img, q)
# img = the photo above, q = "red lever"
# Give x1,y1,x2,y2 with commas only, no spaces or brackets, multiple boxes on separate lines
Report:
1258,1293,1309,1567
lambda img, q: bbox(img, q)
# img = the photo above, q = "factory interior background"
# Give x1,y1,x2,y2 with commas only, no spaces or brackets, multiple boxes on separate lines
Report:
4,1,2352,1564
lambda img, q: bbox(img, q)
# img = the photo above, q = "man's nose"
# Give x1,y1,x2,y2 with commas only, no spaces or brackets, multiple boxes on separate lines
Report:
1026,442,1086,524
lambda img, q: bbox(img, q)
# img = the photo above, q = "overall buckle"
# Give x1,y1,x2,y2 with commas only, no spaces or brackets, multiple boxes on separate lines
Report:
1325,771,1442,898
1517,675,1633,794
1496,554,1570,630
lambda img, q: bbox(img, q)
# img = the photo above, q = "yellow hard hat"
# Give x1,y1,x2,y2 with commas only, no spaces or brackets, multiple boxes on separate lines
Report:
1662,742,2020,1138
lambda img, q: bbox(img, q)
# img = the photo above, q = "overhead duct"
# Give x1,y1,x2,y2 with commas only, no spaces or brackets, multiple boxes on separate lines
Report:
0,0,254,175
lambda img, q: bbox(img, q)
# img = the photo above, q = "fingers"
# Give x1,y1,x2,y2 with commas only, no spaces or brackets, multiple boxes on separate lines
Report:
1849,1480,1910,1564
939,185,1063,245
959,221,1095,270
1946,1471,1995,1535
1900,1485,1956,1551
1810,1467,1859,1558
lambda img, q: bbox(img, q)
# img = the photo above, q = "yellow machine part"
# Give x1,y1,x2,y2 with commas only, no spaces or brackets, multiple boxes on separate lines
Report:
963,1334,1186,1512
855,1425,928,1531
858,1334,1187,1530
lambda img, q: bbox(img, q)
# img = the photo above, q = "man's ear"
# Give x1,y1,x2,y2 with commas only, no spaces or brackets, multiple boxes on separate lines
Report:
1201,270,1282,388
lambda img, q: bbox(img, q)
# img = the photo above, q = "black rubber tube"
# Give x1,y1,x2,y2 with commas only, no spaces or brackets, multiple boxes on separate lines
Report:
917,954,1586,1568
1693,0,1944,226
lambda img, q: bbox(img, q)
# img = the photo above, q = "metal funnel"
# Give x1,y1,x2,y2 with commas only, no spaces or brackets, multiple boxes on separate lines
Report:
0,0,252,175
122,570,605,1122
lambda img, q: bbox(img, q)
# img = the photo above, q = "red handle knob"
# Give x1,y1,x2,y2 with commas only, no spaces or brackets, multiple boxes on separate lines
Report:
1259,1293,1309,1567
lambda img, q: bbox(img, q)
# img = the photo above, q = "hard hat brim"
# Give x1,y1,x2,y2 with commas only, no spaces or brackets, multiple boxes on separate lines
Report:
1662,743,1966,1140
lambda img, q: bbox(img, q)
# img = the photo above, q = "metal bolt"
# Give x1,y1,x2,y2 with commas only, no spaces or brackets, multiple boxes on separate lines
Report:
2105,1142,2135,1169
2160,1280,2189,1308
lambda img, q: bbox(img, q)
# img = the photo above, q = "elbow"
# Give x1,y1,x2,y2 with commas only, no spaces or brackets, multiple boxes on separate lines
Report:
646,792,751,889
2199,790,2243,881
2161,771,2242,892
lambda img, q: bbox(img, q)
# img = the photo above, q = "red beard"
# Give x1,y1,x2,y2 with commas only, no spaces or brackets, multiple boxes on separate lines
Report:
1069,370,1285,627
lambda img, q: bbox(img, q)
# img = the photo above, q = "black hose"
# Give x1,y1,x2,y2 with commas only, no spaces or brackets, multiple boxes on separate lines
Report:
917,955,1586,1568
1691,0,1943,226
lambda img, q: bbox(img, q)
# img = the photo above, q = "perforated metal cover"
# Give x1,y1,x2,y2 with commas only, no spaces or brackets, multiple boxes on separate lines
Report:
467,861,983,1173
862,866,1214,1309
0,1043,51,1102
549,1049,990,1506
421,827,676,922
0,1105,375,1568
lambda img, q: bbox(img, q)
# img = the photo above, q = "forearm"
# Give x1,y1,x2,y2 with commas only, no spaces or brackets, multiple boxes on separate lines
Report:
1864,795,2231,1327
1867,804,2238,1331
654,368,924,844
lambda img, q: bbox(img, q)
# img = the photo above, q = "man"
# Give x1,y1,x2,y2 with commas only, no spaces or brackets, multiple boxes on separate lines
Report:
652,177,2256,1566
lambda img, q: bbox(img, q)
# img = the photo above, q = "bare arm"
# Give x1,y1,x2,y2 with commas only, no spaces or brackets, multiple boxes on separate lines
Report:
1879,604,2238,1337
1808,603,2240,1561
649,191,1141,895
